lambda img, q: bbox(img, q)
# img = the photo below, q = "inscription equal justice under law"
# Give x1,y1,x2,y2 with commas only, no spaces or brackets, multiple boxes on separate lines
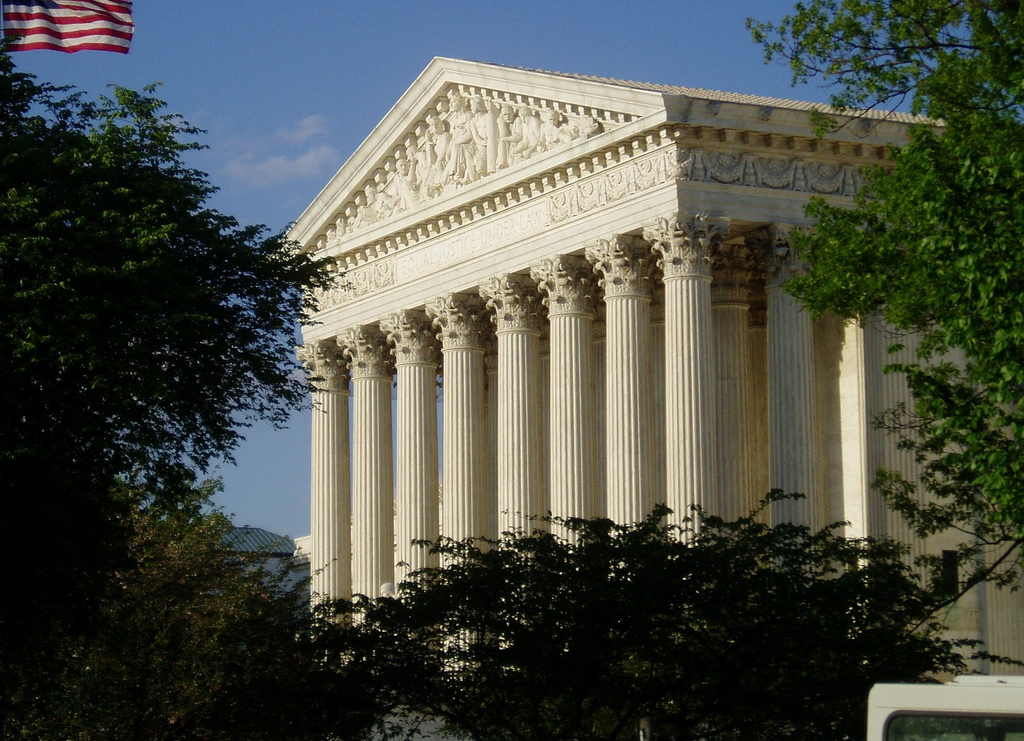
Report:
395,199,550,282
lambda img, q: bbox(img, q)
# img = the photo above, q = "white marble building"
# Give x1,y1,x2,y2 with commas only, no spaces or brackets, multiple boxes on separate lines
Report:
290,58,1020,667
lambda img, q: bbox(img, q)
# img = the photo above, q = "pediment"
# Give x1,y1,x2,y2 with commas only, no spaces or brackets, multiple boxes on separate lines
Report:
289,58,670,252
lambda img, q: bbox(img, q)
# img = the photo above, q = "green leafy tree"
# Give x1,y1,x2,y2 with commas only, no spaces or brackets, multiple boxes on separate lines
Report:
327,504,965,741
0,48,326,710
6,477,374,741
748,2,1024,586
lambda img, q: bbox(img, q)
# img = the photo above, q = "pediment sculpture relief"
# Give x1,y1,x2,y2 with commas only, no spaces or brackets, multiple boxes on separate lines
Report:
323,86,625,245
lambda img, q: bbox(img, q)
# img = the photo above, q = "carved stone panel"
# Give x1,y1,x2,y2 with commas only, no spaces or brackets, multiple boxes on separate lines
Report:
324,84,628,246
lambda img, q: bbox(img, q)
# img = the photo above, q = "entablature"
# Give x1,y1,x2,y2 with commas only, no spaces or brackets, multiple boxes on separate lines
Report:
309,118,886,279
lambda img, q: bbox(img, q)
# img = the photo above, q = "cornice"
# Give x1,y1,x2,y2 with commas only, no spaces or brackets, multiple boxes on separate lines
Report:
290,62,667,250
291,59,906,258
306,112,664,258
304,117,887,264
308,119,883,317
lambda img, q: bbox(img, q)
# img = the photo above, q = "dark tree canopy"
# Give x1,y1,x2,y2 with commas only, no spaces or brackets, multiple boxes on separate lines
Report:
327,506,965,741
0,47,326,703
749,2,1024,584
5,478,371,741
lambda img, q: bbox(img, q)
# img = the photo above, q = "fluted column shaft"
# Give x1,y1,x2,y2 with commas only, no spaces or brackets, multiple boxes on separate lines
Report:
587,235,654,524
533,255,598,523
713,300,754,519
382,311,439,581
342,326,394,598
299,340,351,603
427,294,488,542
650,298,667,510
748,301,770,515
593,323,607,514
539,344,550,509
484,346,499,539
765,227,820,527
481,274,544,535
646,215,727,525
711,240,756,520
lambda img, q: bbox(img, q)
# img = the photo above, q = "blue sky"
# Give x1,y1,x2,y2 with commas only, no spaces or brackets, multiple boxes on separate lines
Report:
6,0,831,539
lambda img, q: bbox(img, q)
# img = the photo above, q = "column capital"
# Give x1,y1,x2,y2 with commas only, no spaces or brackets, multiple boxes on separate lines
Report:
711,241,758,304
756,223,807,288
340,325,394,379
381,309,440,366
531,254,597,318
644,213,730,280
297,339,349,390
479,273,544,333
426,293,489,350
586,234,654,298
483,332,499,371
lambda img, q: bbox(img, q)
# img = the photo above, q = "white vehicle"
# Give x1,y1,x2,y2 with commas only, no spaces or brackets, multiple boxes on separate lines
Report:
868,677,1024,740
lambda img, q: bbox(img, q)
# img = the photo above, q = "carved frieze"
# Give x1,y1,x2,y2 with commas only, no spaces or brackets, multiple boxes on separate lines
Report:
531,255,596,317
425,293,489,350
479,273,544,333
296,339,349,390
396,200,549,284
586,234,654,299
380,310,440,366
312,258,395,312
340,325,394,378
310,131,870,312
677,147,862,196
644,213,730,280
548,148,675,224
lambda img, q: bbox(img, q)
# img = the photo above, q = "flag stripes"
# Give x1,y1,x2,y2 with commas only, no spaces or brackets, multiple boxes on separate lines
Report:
2,1,133,53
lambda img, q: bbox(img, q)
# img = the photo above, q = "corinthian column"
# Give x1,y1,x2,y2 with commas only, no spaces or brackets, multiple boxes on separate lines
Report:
748,297,770,514
586,234,654,524
763,225,820,527
532,255,598,523
480,274,544,535
297,339,350,603
426,294,489,542
340,326,394,598
484,341,499,539
381,310,439,581
645,214,727,525
711,239,757,520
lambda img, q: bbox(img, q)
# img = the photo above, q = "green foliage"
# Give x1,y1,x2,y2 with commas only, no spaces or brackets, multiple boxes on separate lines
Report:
0,47,327,717
6,478,361,741
747,0,1024,120
327,505,965,741
750,2,1024,582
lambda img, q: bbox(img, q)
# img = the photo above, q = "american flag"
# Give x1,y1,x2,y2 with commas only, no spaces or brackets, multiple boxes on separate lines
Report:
2,1,133,53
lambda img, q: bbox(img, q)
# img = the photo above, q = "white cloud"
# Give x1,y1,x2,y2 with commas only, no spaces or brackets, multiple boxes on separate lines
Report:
223,144,340,186
276,114,329,145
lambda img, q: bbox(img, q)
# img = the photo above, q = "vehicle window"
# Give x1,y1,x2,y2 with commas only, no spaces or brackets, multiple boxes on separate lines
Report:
887,714,1024,741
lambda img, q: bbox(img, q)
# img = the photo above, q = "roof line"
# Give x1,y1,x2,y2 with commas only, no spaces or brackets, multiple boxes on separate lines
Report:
448,58,927,124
